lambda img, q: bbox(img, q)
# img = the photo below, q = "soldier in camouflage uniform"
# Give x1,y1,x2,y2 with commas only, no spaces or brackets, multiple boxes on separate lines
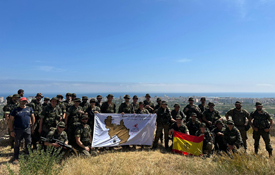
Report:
169,115,189,135
85,98,100,137
75,115,97,156
212,120,227,153
3,95,13,121
225,101,250,150
44,121,68,149
202,102,221,130
143,94,155,113
27,93,44,149
63,93,73,111
136,102,150,114
171,103,186,122
39,97,63,138
183,97,202,122
186,113,201,136
80,96,89,111
95,95,103,108
152,101,175,149
198,97,206,113
130,95,139,113
195,123,214,156
42,97,50,110
101,94,116,113
118,95,132,114
154,98,162,113
249,102,273,157
56,95,66,120
223,120,243,153
65,98,84,144
72,93,77,101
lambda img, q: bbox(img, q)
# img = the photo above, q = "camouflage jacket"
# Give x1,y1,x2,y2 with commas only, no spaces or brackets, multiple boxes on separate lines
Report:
198,104,206,113
75,124,91,146
249,110,272,129
154,104,161,113
101,102,116,113
203,109,221,125
27,99,42,121
42,103,49,110
183,104,202,121
186,120,201,136
80,102,89,111
136,108,150,114
118,102,132,113
62,100,74,111
57,102,66,114
46,129,68,143
226,108,249,126
157,107,172,125
169,123,189,134
223,126,243,146
143,100,155,113
41,105,63,131
66,105,83,126
85,106,101,127
171,110,186,122
130,102,139,113
95,101,102,108
195,128,213,143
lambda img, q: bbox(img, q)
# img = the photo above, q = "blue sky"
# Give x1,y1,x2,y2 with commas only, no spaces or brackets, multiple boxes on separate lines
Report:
1,0,275,93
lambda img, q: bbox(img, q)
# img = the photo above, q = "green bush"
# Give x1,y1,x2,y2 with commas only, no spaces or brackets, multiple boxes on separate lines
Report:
7,145,64,175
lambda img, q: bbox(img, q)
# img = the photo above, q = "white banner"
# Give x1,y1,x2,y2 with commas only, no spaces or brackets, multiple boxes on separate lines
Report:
92,113,157,147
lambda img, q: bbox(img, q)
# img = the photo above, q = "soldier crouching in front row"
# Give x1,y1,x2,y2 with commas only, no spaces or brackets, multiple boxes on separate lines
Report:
195,123,214,157
223,120,243,154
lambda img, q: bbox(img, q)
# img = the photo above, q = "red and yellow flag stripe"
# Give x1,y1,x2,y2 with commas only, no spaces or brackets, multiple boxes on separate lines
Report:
172,131,204,156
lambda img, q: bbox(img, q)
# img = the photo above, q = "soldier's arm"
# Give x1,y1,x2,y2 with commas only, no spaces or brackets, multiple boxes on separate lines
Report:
65,109,71,126
8,115,15,137
225,109,232,120
118,104,123,113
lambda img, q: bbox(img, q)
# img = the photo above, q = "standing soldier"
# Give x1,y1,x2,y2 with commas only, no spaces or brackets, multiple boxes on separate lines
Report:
225,101,250,151
186,113,201,136
130,95,139,113
80,96,89,111
101,94,116,113
143,94,155,113
152,101,175,150
183,97,202,122
202,102,221,130
42,97,50,110
85,99,100,138
27,93,43,149
118,95,132,114
95,95,103,108
65,98,84,144
17,89,24,97
154,98,162,113
171,103,186,122
63,93,73,111
56,95,66,120
198,97,206,113
249,102,273,157
39,97,63,138
3,95,13,121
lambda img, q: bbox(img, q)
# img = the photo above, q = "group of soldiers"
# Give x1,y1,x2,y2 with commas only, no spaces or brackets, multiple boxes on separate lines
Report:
2,90,274,163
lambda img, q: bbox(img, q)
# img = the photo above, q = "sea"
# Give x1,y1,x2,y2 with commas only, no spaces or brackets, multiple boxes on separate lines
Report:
1,92,275,98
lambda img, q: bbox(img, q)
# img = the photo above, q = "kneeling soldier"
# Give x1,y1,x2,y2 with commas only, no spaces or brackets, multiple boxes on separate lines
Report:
223,120,243,153
195,123,214,156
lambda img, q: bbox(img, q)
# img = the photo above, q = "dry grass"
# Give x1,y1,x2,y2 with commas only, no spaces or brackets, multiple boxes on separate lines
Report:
1,129,275,175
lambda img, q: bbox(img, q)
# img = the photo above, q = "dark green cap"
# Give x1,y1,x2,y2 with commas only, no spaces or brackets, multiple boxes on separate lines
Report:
124,94,130,99
133,95,138,99
139,101,144,105
90,98,96,103
215,120,223,125
44,97,50,101
66,93,72,96
191,112,197,116
36,93,44,98
200,123,206,128
208,102,215,106
255,102,263,106
201,97,206,101
145,93,151,97
162,101,167,105
82,96,88,100
175,115,182,120
56,94,63,99
235,101,241,105
188,97,194,101
156,98,162,102
107,94,114,98
97,95,102,98
50,97,58,101
72,93,76,97
174,103,180,107
57,121,65,128
227,120,234,125
74,98,81,102
13,94,20,98
81,114,89,120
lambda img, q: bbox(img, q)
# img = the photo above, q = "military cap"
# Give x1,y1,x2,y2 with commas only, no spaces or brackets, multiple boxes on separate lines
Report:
175,115,183,120
208,102,215,106
13,94,20,98
174,103,180,107
50,97,58,101
90,98,96,103
36,93,44,98
201,97,206,101
74,98,81,102
44,97,50,101
82,96,88,100
188,97,194,101
57,121,66,128
81,114,89,120
191,112,197,116
6,95,13,99
124,94,131,99
106,94,114,98
156,98,162,102
200,123,206,128
227,120,234,125
66,93,72,96
235,101,241,105
215,120,223,126
56,94,63,98
97,95,102,98
145,93,151,97
162,101,167,105
139,101,144,105
255,102,263,106
133,95,138,99
72,93,76,97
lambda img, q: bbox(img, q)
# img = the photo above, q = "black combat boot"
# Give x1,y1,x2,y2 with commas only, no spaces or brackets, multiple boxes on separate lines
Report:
268,150,272,158
255,146,258,154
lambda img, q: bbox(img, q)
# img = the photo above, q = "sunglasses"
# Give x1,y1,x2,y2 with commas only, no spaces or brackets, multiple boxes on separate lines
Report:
81,118,88,120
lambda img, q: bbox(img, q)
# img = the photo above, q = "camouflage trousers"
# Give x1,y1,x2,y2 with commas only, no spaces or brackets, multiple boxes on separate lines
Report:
253,129,272,151
236,126,247,149
153,123,169,149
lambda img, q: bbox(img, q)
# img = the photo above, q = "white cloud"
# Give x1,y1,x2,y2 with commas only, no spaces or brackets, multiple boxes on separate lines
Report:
256,84,273,87
36,66,66,72
176,59,192,63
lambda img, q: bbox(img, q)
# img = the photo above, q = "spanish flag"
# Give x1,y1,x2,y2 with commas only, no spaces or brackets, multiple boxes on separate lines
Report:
172,131,204,156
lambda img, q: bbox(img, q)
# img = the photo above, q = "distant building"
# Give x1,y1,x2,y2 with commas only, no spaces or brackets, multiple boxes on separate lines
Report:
0,97,3,103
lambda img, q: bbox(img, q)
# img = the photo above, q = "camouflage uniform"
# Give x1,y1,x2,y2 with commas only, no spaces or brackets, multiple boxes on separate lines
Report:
130,102,139,113
85,105,101,136
186,119,201,136
136,108,150,114
169,123,189,134
249,109,273,154
171,110,186,122
66,105,83,144
47,129,68,143
198,104,206,113
183,104,202,122
101,102,116,113
203,109,221,129
223,125,243,152
195,126,214,154
118,102,132,113
143,100,155,113
212,124,227,152
75,123,92,156
225,108,249,149
80,96,89,111
42,97,50,110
